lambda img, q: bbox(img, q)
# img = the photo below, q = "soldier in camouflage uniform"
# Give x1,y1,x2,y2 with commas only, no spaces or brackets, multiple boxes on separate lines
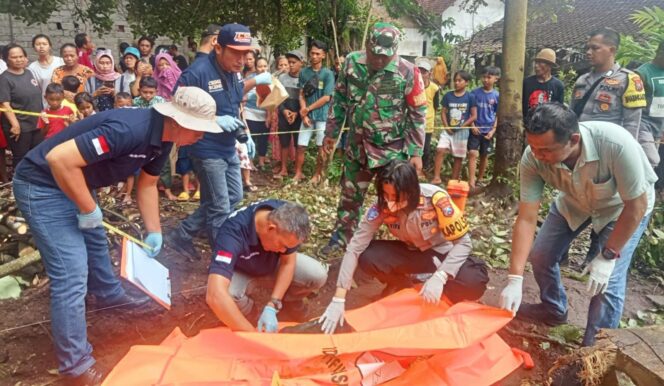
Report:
571,28,646,137
319,22,427,256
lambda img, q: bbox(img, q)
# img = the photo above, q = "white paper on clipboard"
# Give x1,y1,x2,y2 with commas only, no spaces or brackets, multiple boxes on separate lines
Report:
121,238,171,310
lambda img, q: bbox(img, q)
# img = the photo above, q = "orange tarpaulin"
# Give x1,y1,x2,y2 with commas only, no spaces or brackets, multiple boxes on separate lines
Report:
103,290,530,385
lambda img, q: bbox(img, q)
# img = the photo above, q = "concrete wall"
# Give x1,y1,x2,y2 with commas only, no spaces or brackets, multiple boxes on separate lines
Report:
0,4,184,62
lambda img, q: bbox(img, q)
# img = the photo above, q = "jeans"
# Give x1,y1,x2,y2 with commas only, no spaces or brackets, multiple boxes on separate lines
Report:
230,253,328,315
12,178,124,377
529,202,651,346
175,155,242,246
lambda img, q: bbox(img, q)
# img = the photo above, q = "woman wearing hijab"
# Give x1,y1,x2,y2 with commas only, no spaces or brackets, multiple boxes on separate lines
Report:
153,52,182,101
84,49,124,111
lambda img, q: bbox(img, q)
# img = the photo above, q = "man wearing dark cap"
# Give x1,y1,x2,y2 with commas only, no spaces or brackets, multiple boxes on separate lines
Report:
319,22,427,256
195,24,221,61
522,48,565,122
166,23,272,258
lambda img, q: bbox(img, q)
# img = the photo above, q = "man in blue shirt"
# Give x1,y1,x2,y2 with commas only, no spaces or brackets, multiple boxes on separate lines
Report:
167,23,272,258
206,200,328,332
12,87,220,385
296,40,335,184
468,66,500,189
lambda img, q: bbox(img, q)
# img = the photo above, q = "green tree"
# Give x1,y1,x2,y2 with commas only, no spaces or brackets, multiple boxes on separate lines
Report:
616,6,664,66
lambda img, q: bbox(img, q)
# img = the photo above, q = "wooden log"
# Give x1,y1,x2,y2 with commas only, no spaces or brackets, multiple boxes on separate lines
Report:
2,216,27,235
602,326,664,386
0,249,41,278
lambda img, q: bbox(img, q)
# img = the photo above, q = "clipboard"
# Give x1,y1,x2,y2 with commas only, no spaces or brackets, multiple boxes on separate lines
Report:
120,237,172,310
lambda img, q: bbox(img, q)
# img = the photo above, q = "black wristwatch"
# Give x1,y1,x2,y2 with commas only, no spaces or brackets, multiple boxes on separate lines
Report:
268,297,283,312
601,247,620,260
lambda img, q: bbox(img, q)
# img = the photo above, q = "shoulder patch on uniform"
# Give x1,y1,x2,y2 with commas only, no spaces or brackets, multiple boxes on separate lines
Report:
623,73,647,108
215,250,233,264
366,204,380,222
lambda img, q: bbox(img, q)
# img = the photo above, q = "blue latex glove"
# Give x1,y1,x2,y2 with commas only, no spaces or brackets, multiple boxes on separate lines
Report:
257,305,278,333
254,72,272,85
77,205,103,229
246,132,256,159
216,115,245,133
144,232,162,258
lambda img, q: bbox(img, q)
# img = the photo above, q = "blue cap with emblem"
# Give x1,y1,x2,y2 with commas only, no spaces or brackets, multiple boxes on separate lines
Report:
218,23,260,51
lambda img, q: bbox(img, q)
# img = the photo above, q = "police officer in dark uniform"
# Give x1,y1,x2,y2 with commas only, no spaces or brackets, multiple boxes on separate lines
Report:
12,87,219,386
167,23,272,257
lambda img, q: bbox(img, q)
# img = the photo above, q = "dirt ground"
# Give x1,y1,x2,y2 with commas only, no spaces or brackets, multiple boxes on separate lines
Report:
1,173,662,386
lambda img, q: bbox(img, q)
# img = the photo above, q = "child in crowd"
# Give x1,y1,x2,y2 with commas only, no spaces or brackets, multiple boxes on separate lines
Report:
74,92,96,119
432,70,477,184
416,60,440,177
37,83,75,138
132,76,165,107
131,75,174,199
114,91,133,108
468,67,500,189
175,146,199,201
60,75,81,117
153,53,181,101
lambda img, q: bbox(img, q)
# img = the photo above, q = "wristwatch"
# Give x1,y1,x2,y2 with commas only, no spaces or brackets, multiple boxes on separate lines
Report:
601,247,620,260
268,297,283,312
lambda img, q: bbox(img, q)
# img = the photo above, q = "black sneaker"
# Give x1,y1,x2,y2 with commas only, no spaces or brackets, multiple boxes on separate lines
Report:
164,230,200,260
516,303,568,326
65,364,104,386
93,289,150,310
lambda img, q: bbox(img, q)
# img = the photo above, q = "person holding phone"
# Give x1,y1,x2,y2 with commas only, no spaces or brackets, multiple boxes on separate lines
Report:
84,49,126,111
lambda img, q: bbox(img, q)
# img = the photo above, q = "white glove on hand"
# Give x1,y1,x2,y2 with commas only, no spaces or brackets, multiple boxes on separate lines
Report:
319,297,345,334
582,254,616,296
499,275,523,314
419,269,448,305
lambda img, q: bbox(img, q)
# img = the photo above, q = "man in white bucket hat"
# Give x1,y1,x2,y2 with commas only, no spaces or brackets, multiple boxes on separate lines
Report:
11,86,217,386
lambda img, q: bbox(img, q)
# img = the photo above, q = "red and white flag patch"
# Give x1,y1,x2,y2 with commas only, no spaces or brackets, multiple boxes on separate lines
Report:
91,136,110,155
215,250,233,264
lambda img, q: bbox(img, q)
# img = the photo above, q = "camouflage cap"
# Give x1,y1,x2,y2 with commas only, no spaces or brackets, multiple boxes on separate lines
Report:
368,22,402,56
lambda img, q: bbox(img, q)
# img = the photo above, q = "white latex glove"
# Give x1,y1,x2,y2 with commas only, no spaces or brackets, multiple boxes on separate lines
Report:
419,257,448,305
499,275,523,314
319,297,345,334
581,254,616,296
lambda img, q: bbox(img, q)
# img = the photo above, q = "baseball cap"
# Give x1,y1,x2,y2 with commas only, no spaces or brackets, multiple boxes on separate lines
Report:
368,22,402,56
153,87,222,133
123,46,140,60
285,50,304,62
202,24,221,38
416,60,432,72
217,23,260,51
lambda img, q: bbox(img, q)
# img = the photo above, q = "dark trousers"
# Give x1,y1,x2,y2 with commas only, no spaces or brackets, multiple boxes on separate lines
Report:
3,129,43,167
247,119,269,157
423,132,433,170
358,240,489,303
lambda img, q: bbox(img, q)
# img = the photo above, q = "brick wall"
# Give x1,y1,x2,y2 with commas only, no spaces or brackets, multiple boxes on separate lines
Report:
0,4,187,62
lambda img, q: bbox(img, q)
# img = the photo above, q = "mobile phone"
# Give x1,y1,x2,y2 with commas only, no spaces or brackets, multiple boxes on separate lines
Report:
103,81,115,89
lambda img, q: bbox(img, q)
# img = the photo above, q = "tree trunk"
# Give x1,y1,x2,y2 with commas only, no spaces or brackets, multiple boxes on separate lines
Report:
491,0,528,195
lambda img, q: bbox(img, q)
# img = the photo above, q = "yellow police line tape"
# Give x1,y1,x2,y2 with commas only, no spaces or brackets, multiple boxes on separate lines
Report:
0,108,68,120
0,108,491,135
101,221,154,252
